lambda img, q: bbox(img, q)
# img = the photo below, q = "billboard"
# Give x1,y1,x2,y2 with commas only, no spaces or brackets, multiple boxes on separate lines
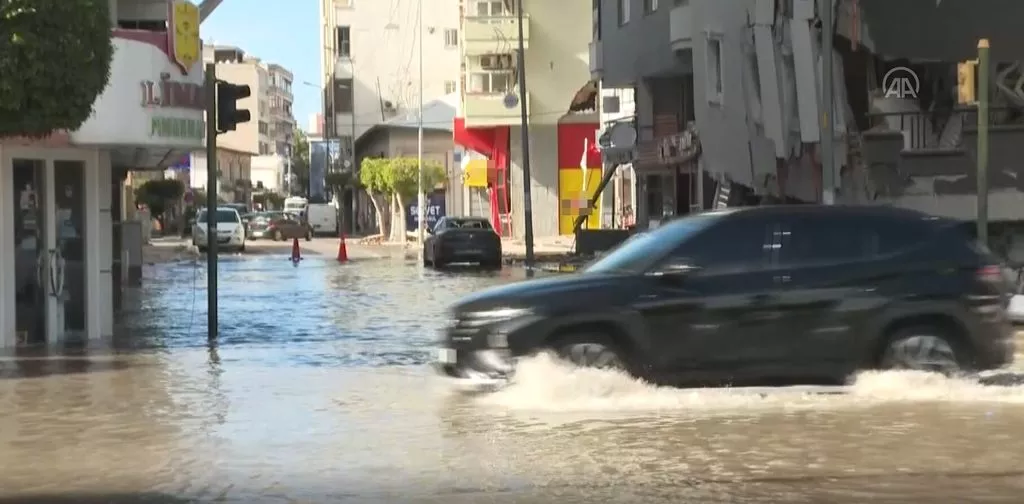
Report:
407,189,446,231
308,139,340,200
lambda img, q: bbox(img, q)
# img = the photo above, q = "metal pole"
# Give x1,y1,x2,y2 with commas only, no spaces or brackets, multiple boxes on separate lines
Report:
820,0,835,204
977,38,990,245
204,62,218,341
516,0,535,266
416,0,426,246
285,140,292,196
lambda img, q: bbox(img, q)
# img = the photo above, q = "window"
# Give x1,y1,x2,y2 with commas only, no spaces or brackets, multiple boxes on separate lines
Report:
258,121,269,135
618,0,630,25
592,0,601,40
474,1,508,16
335,26,351,57
444,80,457,94
444,29,458,48
198,209,241,224
682,218,770,271
644,0,658,14
584,213,724,274
772,215,927,265
333,78,354,113
468,71,513,94
706,35,723,102
259,142,270,155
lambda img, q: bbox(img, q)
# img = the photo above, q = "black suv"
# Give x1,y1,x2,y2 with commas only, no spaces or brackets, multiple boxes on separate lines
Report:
435,205,1015,386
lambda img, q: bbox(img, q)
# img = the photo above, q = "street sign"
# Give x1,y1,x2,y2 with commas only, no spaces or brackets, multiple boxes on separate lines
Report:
503,93,519,109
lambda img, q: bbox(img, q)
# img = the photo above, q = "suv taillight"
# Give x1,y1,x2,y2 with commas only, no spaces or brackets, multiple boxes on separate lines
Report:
977,265,1004,284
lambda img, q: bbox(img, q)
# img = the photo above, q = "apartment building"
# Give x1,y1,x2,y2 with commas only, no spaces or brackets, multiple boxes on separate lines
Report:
196,45,297,198
453,0,598,237
318,0,462,163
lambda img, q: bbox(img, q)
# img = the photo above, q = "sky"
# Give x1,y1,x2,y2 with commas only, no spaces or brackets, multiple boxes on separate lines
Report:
202,0,320,131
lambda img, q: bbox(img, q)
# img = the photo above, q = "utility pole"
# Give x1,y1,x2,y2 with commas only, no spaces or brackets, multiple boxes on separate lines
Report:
516,0,535,266
204,63,218,341
820,0,835,204
977,38,990,245
416,0,426,247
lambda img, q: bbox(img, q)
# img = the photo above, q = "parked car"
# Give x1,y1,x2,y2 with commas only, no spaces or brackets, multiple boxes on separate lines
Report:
423,217,501,268
193,207,246,253
248,211,312,241
435,205,1015,387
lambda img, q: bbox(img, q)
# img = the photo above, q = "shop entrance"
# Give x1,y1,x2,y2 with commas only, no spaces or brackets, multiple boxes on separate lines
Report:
2,147,92,347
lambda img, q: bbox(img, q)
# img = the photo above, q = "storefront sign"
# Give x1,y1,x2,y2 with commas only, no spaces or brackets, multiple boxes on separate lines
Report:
140,73,203,110
150,116,203,140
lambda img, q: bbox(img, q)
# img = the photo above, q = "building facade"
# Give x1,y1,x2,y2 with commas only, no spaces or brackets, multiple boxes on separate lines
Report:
453,0,599,237
201,45,296,197
1,0,206,347
591,0,1024,235
319,0,462,162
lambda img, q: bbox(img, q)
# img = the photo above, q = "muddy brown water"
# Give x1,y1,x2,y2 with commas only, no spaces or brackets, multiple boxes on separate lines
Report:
1,257,1023,503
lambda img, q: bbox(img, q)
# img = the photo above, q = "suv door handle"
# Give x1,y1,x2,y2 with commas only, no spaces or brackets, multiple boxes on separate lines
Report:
774,275,791,284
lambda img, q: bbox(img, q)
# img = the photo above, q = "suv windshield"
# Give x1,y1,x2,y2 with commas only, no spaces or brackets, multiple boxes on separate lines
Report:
197,209,241,223
584,213,722,274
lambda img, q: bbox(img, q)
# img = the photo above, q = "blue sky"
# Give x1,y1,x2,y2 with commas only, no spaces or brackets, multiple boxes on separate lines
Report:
203,0,320,131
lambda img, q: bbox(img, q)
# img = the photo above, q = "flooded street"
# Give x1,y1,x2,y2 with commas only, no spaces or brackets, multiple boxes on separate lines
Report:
2,255,1024,502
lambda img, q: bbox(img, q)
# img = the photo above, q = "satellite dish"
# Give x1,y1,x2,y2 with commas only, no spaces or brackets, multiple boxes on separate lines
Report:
608,122,637,149
343,160,352,168
503,93,519,109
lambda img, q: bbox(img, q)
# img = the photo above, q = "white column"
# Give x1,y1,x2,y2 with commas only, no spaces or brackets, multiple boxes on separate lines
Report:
84,149,104,340
0,146,13,347
96,151,113,337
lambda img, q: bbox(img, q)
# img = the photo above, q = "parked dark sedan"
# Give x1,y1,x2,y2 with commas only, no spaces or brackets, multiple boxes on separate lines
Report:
423,217,502,268
248,211,312,241
435,205,1015,387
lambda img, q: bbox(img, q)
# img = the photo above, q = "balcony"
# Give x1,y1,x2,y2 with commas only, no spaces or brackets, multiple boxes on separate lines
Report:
462,92,529,127
669,0,693,52
589,41,603,79
463,15,529,56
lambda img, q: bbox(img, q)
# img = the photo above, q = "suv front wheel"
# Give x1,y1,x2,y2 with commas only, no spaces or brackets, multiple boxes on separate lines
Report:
552,332,630,373
879,326,965,375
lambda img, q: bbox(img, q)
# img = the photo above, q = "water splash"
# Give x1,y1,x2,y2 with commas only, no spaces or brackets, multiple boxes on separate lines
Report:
471,354,1024,414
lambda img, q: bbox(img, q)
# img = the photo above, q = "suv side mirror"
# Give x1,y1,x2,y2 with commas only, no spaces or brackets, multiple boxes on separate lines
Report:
426,227,435,235
648,257,700,277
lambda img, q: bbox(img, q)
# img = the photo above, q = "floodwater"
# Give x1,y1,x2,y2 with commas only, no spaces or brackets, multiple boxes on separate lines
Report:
1,254,1024,503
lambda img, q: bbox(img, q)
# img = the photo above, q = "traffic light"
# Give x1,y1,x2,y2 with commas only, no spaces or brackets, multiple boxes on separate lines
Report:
957,61,977,104
215,81,251,133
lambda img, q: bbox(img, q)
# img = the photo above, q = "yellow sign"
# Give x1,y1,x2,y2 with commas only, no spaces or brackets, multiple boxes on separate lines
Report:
169,0,200,74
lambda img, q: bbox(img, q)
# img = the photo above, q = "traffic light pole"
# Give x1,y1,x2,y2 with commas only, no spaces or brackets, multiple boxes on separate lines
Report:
204,62,219,341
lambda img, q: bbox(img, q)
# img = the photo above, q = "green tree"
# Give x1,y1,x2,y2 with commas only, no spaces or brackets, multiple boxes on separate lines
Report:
0,0,114,136
358,157,445,241
135,178,185,231
288,130,311,195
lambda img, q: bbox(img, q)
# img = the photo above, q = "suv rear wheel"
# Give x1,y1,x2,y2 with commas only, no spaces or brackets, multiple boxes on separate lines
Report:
879,326,964,374
552,332,629,372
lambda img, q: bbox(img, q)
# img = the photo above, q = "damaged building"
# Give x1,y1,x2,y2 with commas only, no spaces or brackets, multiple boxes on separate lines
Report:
591,0,1024,253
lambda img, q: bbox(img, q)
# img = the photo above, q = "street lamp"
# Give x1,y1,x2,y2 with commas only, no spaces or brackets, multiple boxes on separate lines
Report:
416,0,425,248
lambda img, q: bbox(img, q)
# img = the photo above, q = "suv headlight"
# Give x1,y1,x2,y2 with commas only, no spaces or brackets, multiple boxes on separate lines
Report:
456,307,533,329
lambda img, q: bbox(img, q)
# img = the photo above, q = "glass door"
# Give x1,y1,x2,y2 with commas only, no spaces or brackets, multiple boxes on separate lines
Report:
54,161,86,337
12,159,49,345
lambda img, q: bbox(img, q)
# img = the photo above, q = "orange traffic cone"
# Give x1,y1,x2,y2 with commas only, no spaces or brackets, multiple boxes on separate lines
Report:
290,237,302,262
337,233,348,262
